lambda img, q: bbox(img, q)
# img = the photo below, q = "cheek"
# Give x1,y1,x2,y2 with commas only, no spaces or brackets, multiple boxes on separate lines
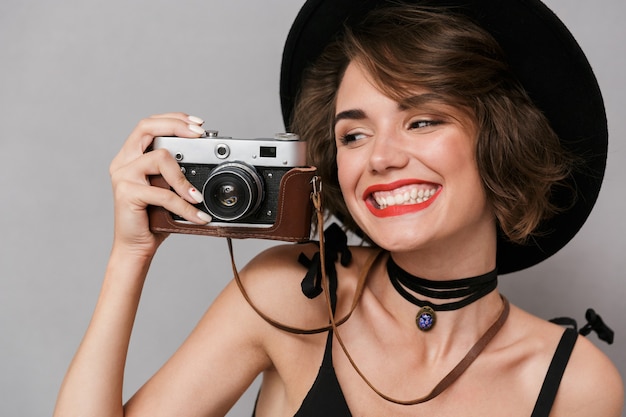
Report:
430,133,480,178
335,151,361,195
429,134,486,197
447,150,490,211
335,150,348,181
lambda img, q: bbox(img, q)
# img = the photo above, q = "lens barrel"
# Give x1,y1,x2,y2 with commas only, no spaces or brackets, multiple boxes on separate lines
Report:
202,162,264,221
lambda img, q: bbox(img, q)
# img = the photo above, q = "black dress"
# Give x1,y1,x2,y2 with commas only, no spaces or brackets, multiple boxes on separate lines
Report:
289,327,578,417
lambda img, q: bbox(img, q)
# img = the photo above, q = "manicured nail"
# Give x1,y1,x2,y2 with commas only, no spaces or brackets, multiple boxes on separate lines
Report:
197,211,212,223
188,115,204,125
189,187,203,204
188,124,206,135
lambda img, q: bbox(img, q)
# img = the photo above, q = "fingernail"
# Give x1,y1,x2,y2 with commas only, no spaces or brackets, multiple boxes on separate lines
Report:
197,211,212,223
189,187,203,204
188,124,206,135
188,115,204,125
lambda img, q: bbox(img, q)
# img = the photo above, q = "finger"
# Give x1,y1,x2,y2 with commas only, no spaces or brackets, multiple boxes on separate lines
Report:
116,180,212,225
112,148,203,206
149,112,205,126
133,116,206,149
111,117,206,173
144,148,207,206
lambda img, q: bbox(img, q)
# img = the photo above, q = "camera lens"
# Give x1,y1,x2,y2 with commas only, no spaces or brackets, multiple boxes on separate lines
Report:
202,162,264,221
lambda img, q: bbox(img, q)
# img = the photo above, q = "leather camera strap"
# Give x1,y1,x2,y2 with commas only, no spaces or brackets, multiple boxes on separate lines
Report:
228,237,381,335
229,175,510,405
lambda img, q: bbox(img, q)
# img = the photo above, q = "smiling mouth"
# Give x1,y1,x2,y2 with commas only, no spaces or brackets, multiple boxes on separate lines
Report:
369,184,440,210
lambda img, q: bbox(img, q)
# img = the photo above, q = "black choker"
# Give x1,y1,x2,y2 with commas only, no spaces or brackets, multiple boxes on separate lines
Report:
386,256,498,331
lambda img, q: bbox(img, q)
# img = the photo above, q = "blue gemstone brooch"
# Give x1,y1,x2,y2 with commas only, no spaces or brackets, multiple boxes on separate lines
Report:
416,306,436,331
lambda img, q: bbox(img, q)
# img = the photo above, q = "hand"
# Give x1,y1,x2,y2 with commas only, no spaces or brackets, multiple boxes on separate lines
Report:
109,113,212,256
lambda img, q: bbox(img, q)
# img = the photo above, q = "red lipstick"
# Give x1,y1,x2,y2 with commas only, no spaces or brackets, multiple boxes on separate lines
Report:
363,180,441,218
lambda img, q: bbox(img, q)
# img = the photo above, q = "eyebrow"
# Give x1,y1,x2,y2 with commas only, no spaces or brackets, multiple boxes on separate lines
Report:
333,109,367,128
333,93,449,128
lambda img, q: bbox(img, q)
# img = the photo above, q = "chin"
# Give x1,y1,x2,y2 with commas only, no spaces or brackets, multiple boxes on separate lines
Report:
359,226,426,252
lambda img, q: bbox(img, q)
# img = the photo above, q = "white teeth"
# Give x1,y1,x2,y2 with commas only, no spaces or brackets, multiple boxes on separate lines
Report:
371,185,439,209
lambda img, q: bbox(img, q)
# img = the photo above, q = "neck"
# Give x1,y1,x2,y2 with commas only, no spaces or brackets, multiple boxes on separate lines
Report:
370,252,503,348
416,291,506,355
387,255,498,309
386,220,498,280
387,255,498,332
390,249,496,281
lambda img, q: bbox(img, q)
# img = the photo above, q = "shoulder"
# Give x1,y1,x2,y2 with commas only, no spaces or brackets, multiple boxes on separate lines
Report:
498,305,623,417
194,242,324,349
236,243,382,331
552,332,624,416
239,241,317,279
236,242,340,332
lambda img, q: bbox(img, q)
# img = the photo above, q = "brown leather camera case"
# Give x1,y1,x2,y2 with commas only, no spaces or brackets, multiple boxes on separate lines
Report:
148,166,317,242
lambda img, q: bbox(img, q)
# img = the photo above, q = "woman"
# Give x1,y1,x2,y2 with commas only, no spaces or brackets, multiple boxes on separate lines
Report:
54,1,623,416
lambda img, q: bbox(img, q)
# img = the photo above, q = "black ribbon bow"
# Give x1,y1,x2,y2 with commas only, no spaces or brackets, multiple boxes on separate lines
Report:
299,224,352,305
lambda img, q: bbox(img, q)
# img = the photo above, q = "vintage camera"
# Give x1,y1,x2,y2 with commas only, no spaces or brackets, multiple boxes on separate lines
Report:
148,130,317,242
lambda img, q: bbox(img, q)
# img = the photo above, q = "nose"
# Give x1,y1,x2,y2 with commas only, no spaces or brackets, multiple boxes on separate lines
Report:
368,130,409,174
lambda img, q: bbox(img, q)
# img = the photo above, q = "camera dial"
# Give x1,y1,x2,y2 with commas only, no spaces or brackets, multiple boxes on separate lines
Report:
274,133,300,141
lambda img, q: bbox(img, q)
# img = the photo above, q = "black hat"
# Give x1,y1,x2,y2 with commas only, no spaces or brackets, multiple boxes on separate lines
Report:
280,0,607,274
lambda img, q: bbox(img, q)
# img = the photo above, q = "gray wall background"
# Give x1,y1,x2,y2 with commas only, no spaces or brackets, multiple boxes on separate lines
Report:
1,1,624,416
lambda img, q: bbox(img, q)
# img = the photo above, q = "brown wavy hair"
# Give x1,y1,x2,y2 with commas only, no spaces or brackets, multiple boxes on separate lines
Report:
290,5,574,245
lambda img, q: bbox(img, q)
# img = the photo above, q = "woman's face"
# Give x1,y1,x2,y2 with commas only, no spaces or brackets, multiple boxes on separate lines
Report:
334,61,496,262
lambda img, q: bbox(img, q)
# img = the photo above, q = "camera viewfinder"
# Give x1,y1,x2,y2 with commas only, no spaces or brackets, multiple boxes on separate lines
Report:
260,146,277,158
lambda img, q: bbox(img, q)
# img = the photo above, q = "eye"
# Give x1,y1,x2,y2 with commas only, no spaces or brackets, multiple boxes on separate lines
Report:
409,119,443,130
337,131,368,145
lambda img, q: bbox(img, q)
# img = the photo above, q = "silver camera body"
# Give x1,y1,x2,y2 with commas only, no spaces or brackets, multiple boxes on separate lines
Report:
152,131,307,228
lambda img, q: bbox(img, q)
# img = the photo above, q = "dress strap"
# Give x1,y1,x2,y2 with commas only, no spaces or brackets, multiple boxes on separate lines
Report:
530,328,578,417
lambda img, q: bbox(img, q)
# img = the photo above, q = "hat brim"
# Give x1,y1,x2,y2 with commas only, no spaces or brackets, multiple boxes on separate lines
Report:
280,0,607,274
